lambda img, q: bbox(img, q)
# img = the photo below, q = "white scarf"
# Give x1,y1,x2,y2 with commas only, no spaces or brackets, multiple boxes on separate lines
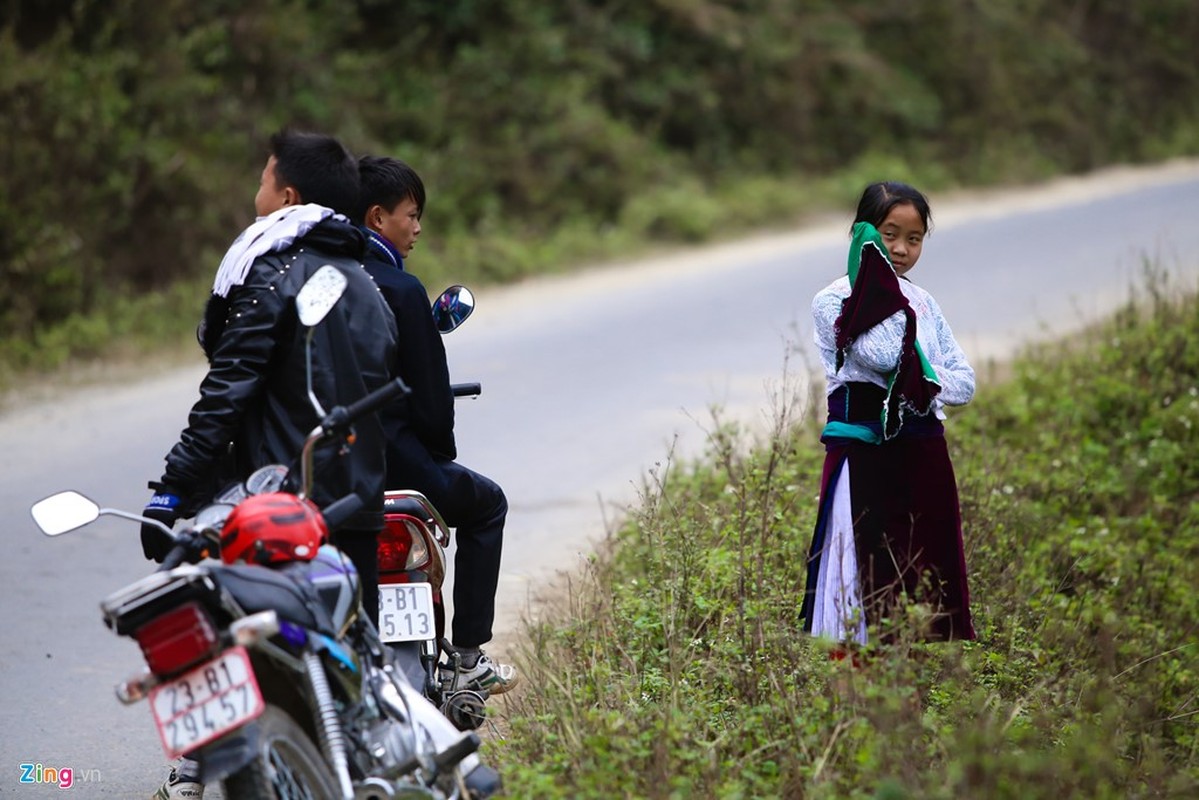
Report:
211,204,338,297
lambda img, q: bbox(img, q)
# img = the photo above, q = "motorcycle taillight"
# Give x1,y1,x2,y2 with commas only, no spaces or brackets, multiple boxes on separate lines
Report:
133,601,219,676
378,517,430,574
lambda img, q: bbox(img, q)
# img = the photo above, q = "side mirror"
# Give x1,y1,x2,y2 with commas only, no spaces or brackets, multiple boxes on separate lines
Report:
31,491,101,536
296,265,349,417
296,265,348,327
432,286,475,334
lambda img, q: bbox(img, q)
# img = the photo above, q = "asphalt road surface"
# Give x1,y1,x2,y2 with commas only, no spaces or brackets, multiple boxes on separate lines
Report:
2,161,1196,796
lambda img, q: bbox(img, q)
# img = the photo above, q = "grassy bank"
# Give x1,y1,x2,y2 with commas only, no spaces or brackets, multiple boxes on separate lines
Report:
491,277,1199,798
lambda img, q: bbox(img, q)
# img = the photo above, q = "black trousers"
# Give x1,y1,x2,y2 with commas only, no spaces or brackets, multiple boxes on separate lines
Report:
330,528,381,629
388,432,507,648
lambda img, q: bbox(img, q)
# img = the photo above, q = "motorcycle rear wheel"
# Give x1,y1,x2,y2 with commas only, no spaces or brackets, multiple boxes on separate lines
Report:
220,706,340,800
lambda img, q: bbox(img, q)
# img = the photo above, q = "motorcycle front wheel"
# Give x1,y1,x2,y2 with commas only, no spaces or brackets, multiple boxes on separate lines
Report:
220,706,341,800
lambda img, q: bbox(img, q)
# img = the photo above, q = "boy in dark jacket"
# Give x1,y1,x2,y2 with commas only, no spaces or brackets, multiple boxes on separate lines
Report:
143,132,398,798
358,155,516,694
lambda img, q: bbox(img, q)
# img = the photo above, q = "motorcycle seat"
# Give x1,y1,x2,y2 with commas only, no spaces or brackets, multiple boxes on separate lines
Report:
209,563,338,637
384,493,433,519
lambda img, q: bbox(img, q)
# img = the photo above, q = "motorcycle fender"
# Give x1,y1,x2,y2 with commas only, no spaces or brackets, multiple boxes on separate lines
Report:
390,640,426,690
191,724,260,785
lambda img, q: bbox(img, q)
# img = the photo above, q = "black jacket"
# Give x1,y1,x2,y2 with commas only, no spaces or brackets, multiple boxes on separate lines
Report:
161,218,398,531
360,234,457,474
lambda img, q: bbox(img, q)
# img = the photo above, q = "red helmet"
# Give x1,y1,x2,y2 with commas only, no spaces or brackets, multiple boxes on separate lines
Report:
220,493,327,566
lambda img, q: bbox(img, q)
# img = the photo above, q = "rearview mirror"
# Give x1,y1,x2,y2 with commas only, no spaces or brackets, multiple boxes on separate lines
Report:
31,491,100,536
297,265,349,417
296,265,348,327
433,286,475,334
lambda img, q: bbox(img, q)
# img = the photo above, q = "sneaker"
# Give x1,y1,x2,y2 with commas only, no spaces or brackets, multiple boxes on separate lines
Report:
151,767,204,800
440,649,519,695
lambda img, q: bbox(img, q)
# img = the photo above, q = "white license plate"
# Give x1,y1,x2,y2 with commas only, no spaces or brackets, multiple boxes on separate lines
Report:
148,646,265,759
378,582,436,643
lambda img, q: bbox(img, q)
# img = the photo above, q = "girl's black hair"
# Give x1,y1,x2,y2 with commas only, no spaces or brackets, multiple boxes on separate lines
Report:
852,181,932,235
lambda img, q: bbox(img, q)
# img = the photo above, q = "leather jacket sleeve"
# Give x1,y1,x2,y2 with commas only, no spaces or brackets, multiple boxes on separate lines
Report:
161,271,286,506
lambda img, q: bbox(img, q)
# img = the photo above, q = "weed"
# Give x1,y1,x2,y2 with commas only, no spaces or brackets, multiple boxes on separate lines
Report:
494,277,1199,797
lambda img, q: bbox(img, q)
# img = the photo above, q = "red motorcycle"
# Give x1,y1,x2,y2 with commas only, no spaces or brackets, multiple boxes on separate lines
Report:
374,287,492,731
378,486,494,730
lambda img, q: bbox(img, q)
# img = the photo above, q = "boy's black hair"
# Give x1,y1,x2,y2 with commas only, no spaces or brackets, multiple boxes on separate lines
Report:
357,155,426,224
852,181,933,235
268,129,360,218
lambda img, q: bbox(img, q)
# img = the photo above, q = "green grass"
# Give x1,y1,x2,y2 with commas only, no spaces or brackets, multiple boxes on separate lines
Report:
491,275,1199,798
0,272,211,397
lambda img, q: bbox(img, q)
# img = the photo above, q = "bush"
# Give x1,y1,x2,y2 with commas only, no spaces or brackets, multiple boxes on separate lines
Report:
3,0,1199,369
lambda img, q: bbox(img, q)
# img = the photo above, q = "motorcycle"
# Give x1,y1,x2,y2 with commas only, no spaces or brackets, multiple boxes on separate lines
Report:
375,286,494,731
29,266,501,800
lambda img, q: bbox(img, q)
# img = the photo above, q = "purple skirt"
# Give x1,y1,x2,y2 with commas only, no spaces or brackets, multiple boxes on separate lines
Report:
801,384,975,642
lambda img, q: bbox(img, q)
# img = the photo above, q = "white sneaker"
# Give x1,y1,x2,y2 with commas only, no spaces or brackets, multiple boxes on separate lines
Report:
151,767,204,799
440,650,519,695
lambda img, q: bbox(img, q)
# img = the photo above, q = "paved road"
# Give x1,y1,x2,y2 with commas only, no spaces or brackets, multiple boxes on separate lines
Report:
2,161,1196,796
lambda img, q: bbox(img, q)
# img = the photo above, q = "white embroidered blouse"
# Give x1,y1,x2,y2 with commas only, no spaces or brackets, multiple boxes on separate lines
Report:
811,276,975,419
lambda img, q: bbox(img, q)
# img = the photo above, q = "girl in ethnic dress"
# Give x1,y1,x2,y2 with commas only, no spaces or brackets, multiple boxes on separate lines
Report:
800,181,975,645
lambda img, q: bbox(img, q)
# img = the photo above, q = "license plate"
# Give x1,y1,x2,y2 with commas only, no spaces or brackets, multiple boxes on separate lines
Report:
148,646,265,759
378,582,436,643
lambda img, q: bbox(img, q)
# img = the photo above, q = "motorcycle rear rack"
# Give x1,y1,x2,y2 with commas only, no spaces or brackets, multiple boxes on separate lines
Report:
383,489,450,547
101,566,224,636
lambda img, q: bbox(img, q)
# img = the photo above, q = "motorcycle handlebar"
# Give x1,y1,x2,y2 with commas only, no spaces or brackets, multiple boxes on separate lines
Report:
321,377,412,434
321,493,364,531
158,546,189,571
451,382,481,398
157,531,208,572
300,377,411,501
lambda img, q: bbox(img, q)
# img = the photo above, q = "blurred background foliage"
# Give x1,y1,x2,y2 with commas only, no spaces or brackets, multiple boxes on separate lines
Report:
1,0,1197,373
